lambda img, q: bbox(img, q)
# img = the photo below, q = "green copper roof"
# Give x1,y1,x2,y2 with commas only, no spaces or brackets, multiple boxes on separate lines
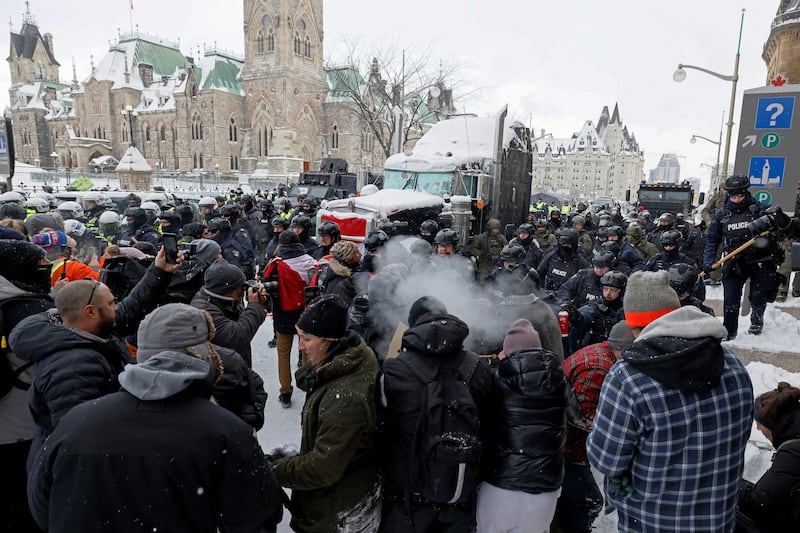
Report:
128,38,189,76
326,67,364,98
201,56,243,94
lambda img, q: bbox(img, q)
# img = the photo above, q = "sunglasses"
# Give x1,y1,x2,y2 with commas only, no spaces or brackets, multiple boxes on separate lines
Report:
84,278,100,307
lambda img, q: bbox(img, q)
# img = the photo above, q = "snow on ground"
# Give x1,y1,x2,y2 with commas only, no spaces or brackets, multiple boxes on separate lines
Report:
250,297,800,533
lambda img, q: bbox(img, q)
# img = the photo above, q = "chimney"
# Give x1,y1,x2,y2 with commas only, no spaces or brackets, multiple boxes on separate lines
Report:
138,63,154,86
43,33,54,58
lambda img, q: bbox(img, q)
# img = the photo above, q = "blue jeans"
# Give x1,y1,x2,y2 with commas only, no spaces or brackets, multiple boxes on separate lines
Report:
555,462,603,533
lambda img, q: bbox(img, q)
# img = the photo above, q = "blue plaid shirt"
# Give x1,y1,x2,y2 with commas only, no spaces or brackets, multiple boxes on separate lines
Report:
587,349,753,532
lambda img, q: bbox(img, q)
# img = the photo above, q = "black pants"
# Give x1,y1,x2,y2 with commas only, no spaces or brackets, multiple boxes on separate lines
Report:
380,499,475,533
0,439,43,532
722,260,777,336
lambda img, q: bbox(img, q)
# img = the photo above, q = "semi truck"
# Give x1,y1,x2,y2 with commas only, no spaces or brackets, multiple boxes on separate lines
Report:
317,107,532,244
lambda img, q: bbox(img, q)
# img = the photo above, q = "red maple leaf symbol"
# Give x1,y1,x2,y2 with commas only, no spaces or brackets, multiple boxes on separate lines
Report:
771,75,788,86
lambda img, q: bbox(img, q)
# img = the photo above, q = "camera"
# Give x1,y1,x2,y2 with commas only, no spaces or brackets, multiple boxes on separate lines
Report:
180,242,198,260
245,280,279,293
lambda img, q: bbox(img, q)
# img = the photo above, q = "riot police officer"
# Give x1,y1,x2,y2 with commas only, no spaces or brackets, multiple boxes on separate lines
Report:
703,175,781,339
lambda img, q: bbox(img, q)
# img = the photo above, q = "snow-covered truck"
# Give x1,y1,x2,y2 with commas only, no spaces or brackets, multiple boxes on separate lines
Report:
316,107,532,244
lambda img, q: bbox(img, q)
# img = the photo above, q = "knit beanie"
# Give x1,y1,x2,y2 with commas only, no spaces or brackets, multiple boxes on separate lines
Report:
203,260,246,295
408,295,448,327
0,239,46,282
296,294,348,339
190,238,221,265
137,303,212,361
331,240,359,265
623,271,680,327
25,213,64,236
31,230,69,251
607,320,635,351
502,318,542,355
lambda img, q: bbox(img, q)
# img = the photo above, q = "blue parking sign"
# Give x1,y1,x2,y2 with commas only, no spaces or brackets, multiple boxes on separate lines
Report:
755,96,795,129
748,156,785,187
0,132,7,154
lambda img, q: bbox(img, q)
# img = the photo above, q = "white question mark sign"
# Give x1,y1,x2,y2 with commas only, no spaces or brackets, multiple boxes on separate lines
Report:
766,103,785,127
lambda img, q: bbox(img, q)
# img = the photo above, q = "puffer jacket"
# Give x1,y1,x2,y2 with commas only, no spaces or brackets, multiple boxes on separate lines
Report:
484,347,568,494
274,332,381,533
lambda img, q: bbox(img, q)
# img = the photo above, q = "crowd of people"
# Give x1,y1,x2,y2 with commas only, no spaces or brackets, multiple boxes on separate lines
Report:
0,175,799,533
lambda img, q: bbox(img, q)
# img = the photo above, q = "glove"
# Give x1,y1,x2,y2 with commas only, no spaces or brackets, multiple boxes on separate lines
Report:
267,443,299,462
607,474,634,497
701,264,715,278
748,205,792,236
561,302,581,324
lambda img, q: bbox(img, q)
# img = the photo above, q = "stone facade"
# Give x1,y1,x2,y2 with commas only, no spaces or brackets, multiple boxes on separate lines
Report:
764,1,800,84
531,104,644,202
7,0,430,186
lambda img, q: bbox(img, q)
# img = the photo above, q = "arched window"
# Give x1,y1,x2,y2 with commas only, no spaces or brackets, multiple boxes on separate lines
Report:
267,29,275,52
199,154,204,169
361,125,373,152
257,31,264,54
304,37,311,59
229,116,238,142
331,125,339,149
193,153,198,169
294,32,301,55
298,19,306,31
144,124,151,142
191,114,202,141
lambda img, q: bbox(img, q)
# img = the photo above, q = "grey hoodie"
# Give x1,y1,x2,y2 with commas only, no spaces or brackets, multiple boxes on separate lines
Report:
118,352,210,401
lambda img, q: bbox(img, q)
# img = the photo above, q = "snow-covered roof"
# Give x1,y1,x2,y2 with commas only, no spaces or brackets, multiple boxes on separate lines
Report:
116,146,152,172
384,117,524,172
323,189,443,216
198,51,244,96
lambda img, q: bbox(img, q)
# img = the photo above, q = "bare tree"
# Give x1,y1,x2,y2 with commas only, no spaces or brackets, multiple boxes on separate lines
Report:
325,40,463,159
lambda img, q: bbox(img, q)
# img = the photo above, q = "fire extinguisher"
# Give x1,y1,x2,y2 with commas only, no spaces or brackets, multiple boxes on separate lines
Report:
558,309,569,338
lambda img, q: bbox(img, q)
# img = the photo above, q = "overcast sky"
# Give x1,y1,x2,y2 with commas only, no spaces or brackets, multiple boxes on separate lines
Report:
1,0,780,190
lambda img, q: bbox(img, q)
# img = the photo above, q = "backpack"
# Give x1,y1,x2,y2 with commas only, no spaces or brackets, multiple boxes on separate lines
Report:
400,352,482,505
0,300,34,398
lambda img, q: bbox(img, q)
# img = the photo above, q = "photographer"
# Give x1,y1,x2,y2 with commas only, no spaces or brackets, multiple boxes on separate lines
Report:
190,261,268,368
262,231,317,408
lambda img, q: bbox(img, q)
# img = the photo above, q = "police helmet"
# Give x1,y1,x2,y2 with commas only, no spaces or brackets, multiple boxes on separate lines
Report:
220,204,241,221
725,175,750,196
159,210,181,224
206,217,232,233
64,219,88,237
556,228,579,247
318,221,341,240
32,191,57,208
56,201,84,220
669,262,699,297
143,192,167,205
140,201,162,218
0,191,24,205
598,217,612,228
124,207,147,229
601,240,621,255
365,230,388,252
500,243,526,262
175,204,195,224
272,216,289,229
377,220,395,236
82,191,101,203
660,230,682,247
258,198,273,210
420,219,439,235
25,197,50,213
597,227,611,239
516,223,535,236
434,228,459,247
290,214,312,232
198,196,217,208
657,212,674,225
608,225,625,240
600,270,628,291
98,210,121,225
592,250,618,269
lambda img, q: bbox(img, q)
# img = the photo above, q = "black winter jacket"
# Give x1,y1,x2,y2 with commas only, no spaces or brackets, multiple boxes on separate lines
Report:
738,405,800,532
484,348,568,494
10,263,172,463
190,288,267,366
28,379,282,533
381,312,493,500
214,344,267,430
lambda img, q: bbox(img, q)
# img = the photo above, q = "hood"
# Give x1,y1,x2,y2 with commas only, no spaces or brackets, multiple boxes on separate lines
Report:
327,256,353,278
401,312,469,356
724,193,755,212
297,332,376,392
771,403,800,449
8,311,115,364
0,275,35,301
277,242,306,260
118,351,211,401
622,306,728,393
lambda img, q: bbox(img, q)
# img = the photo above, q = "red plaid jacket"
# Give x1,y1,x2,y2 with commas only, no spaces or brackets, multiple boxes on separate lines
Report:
562,341,616,464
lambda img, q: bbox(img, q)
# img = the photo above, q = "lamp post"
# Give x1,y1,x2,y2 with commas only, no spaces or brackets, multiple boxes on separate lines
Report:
120,104,138,147
674,8,745,185
690,132,722,188
214,163,220,190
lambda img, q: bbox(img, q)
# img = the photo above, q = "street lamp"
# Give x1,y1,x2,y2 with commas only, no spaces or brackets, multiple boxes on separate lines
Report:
120,104,138,147
214,163,220,189
674,8,745,184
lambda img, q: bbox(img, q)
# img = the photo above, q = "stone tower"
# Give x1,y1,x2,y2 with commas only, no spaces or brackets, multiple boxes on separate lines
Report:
7,3,60,102
240,0,328,174
763,1,800,83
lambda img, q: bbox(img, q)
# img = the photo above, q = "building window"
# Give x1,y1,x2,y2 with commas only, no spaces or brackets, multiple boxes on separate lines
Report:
257,31,264,54
304,37,311,59
199,154,204,169
294,32,301,55
298,18,306,31
191,114,202,140
267,29,275,51
229,116,238,142
331,125,339,149
361,125,373,152
144,124,151,142
160,124,166,141
262,14,270,26
193,153,198,169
